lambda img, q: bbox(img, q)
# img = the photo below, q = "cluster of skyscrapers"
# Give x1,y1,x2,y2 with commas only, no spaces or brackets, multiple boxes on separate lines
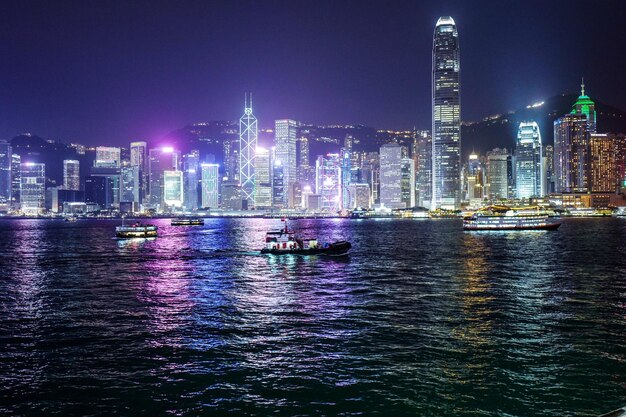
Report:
464,80,626,209
1,17,625,216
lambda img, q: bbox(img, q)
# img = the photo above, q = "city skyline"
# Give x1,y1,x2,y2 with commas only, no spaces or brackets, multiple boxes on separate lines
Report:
1,1,626,146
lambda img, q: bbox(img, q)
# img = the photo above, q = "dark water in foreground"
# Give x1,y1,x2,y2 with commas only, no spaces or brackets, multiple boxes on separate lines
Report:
0,218,625,416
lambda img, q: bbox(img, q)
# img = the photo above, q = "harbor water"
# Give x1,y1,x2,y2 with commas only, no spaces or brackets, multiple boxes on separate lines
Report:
0,218,625,416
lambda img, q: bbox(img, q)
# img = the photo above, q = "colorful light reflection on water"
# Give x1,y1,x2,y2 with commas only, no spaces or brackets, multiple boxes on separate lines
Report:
0,217,625,416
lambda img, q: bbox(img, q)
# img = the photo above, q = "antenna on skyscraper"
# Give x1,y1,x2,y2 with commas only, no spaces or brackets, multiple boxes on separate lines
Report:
581,77,585,95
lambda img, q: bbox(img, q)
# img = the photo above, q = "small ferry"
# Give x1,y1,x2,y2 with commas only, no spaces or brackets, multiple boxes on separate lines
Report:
463,206,561,231
260,220,351,256
116,222,158,238
171,217,204,226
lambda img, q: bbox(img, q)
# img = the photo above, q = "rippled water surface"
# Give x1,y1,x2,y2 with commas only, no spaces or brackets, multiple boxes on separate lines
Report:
1,218,625,416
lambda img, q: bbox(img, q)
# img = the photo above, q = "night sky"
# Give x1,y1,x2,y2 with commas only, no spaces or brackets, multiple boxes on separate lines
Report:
1,0,625,146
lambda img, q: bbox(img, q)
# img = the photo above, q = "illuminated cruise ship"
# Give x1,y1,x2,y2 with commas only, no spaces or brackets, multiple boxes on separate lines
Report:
463,206,561,231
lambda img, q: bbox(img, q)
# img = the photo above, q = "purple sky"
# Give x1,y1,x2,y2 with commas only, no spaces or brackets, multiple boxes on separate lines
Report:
1,0,625,146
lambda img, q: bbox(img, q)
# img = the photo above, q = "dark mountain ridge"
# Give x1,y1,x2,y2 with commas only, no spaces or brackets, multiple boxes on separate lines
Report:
461,93,626,158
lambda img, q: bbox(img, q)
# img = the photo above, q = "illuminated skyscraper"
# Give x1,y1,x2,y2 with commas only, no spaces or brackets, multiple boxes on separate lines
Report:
341,149,352,209
400,157,415,208
163,170,184,209
361,152,380,204
20,162,46,215
465,152,484,202
571,79,596,133
544,145,555,194
515,121,544,198
413,131,432,208
130,141,148,203
239,93,257,208
275,119,299,207
182,150,199,211
200,163,219,208
0,141,11,208
379,143,404,209
590,133,617,192
120,166,141,206
223,139,239,181
315,154,342,211
11,154,21,209
254,147,272,209
148,147,180,209
487,148,512,200
63,159,80,191
130,141,147,168
432,16,461,209
95,147,121,168
554,114,589,193
348,183,371,209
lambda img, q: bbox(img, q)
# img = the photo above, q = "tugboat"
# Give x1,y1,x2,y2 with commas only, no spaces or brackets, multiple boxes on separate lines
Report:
171,217,204,226
463,205,561,231
116,219,158,238
260,220,351,256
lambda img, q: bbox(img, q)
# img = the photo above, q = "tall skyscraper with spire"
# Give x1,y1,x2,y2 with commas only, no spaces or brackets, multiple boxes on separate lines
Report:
432,16,461,209
239,93,258,209
571,78,596,133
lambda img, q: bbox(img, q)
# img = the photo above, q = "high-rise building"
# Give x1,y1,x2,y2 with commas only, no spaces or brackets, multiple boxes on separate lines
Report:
63,159,80,191
315,154,342,212
414,131,432,208
130,141,147,168
130,141,148,204
254,147,272,209
544,145,555,194
571,79,596,133
297,130,315,188
379,143,404,209
95,147,121,168
465,152,484,202
554,114,589,193
400,157,415,208
85,176,108,209
590,133,617,192
299,136,310,168
515,121,544,199
272,158,285,210
432,16,461,209
182,150,200,211
20,162,46,215
361,152,380,205
163,170,183,209
223,139,239,181
275,119,299,207
348,183,371,209
487,148,512,200
148,147,180,209
341,149,352,209
120,166,141,207
0,141,11,208
11,154,21,210
200,163,219,209
221,179,242,211
617,134,626,191
239,94,257,208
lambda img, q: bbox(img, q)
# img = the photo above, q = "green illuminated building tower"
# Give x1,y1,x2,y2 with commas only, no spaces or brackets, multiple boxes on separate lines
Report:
571,78,596,133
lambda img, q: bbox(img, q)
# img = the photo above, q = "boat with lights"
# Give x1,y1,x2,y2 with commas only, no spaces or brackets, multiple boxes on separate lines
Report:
260,220,351,256
171,217,204,226
116,222,158,238
463,206,561,231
